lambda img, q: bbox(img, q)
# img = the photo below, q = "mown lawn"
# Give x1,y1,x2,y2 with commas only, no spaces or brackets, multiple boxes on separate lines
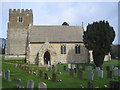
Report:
1,57,119,88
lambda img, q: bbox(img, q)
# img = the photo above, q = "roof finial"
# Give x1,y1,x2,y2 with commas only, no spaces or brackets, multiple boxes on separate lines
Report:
82,21,84,32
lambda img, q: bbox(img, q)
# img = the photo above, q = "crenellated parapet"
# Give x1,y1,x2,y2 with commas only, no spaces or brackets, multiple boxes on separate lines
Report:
9,9,32,14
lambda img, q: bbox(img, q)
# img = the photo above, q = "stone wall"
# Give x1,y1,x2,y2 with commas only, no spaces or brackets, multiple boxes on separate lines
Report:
27,42,89,65
4,55,25,60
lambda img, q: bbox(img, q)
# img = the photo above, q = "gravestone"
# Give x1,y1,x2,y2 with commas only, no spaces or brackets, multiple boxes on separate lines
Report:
88,66,92,71
39,70,43,78
2,71,6,79
6,70,11,82
68,64,71,69
77,69,83,79
88,70,94,81
52,73,56,81
26,80,34,89
72,64,76,69
15,64,18,68
114,67,119,76
64,66,67,71
70,69,74,77
15,79,22,88
38,82,47,90
44,73,48,80
109,65,114,71
88,81,93,88
97,70,103,78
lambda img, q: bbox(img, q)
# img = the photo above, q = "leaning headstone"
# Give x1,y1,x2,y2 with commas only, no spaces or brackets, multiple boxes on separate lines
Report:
97,70,103,78
88,81,93,88
52,73,56,81
38,82,47,90
6,70,11,82
88,70,94,81
70,69,74,77
88,66,92,71
26,80,34,89
64,66,67,71
77,69,83,79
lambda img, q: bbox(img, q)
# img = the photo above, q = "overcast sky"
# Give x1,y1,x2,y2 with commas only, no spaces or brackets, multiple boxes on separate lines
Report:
0,1,119,44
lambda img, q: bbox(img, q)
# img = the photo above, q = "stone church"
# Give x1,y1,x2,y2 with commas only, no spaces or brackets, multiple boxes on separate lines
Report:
5,9,111,65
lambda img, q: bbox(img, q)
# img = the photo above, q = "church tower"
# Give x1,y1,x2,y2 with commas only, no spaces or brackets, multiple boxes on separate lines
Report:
5,9,33,59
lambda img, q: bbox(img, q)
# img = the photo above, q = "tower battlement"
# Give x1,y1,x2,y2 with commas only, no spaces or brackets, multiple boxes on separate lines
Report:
9,9,32,14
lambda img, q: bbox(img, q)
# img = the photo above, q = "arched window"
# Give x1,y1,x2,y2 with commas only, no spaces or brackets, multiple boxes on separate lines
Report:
75,45,80,54
61,45,66,54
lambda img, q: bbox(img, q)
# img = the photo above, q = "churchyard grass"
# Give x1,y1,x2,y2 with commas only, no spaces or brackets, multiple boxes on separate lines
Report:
1,57,119,88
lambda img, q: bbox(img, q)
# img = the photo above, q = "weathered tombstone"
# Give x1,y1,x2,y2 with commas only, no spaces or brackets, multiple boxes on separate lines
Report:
44,73,48,80
64,66,67,71
15,79,22,88
88,81,93,88
15,63,18,68
77,69,83,79
107,70,112,78
38,82,47,90
72,64,76,69
70,69,74,77
39,70,43,78
88,66,92,71
52,73,56,81
109,65,114,71
97,70,103,78
68,64,71,69
26,80,34,89
88,70,94,81
6,70,11,82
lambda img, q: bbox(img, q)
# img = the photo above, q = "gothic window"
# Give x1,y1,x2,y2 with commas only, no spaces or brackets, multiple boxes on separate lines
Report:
17,16,24,23
61,45,66,54
75,45,80,54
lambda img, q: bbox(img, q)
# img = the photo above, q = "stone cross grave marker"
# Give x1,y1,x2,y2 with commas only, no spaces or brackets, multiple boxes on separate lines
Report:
88,70,94,81
6,70,11,82
97,70,103,78
38,82,47,90
26,80,34,89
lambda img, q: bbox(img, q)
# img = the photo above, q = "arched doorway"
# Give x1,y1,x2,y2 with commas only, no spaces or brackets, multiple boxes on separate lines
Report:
44,51,50,65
